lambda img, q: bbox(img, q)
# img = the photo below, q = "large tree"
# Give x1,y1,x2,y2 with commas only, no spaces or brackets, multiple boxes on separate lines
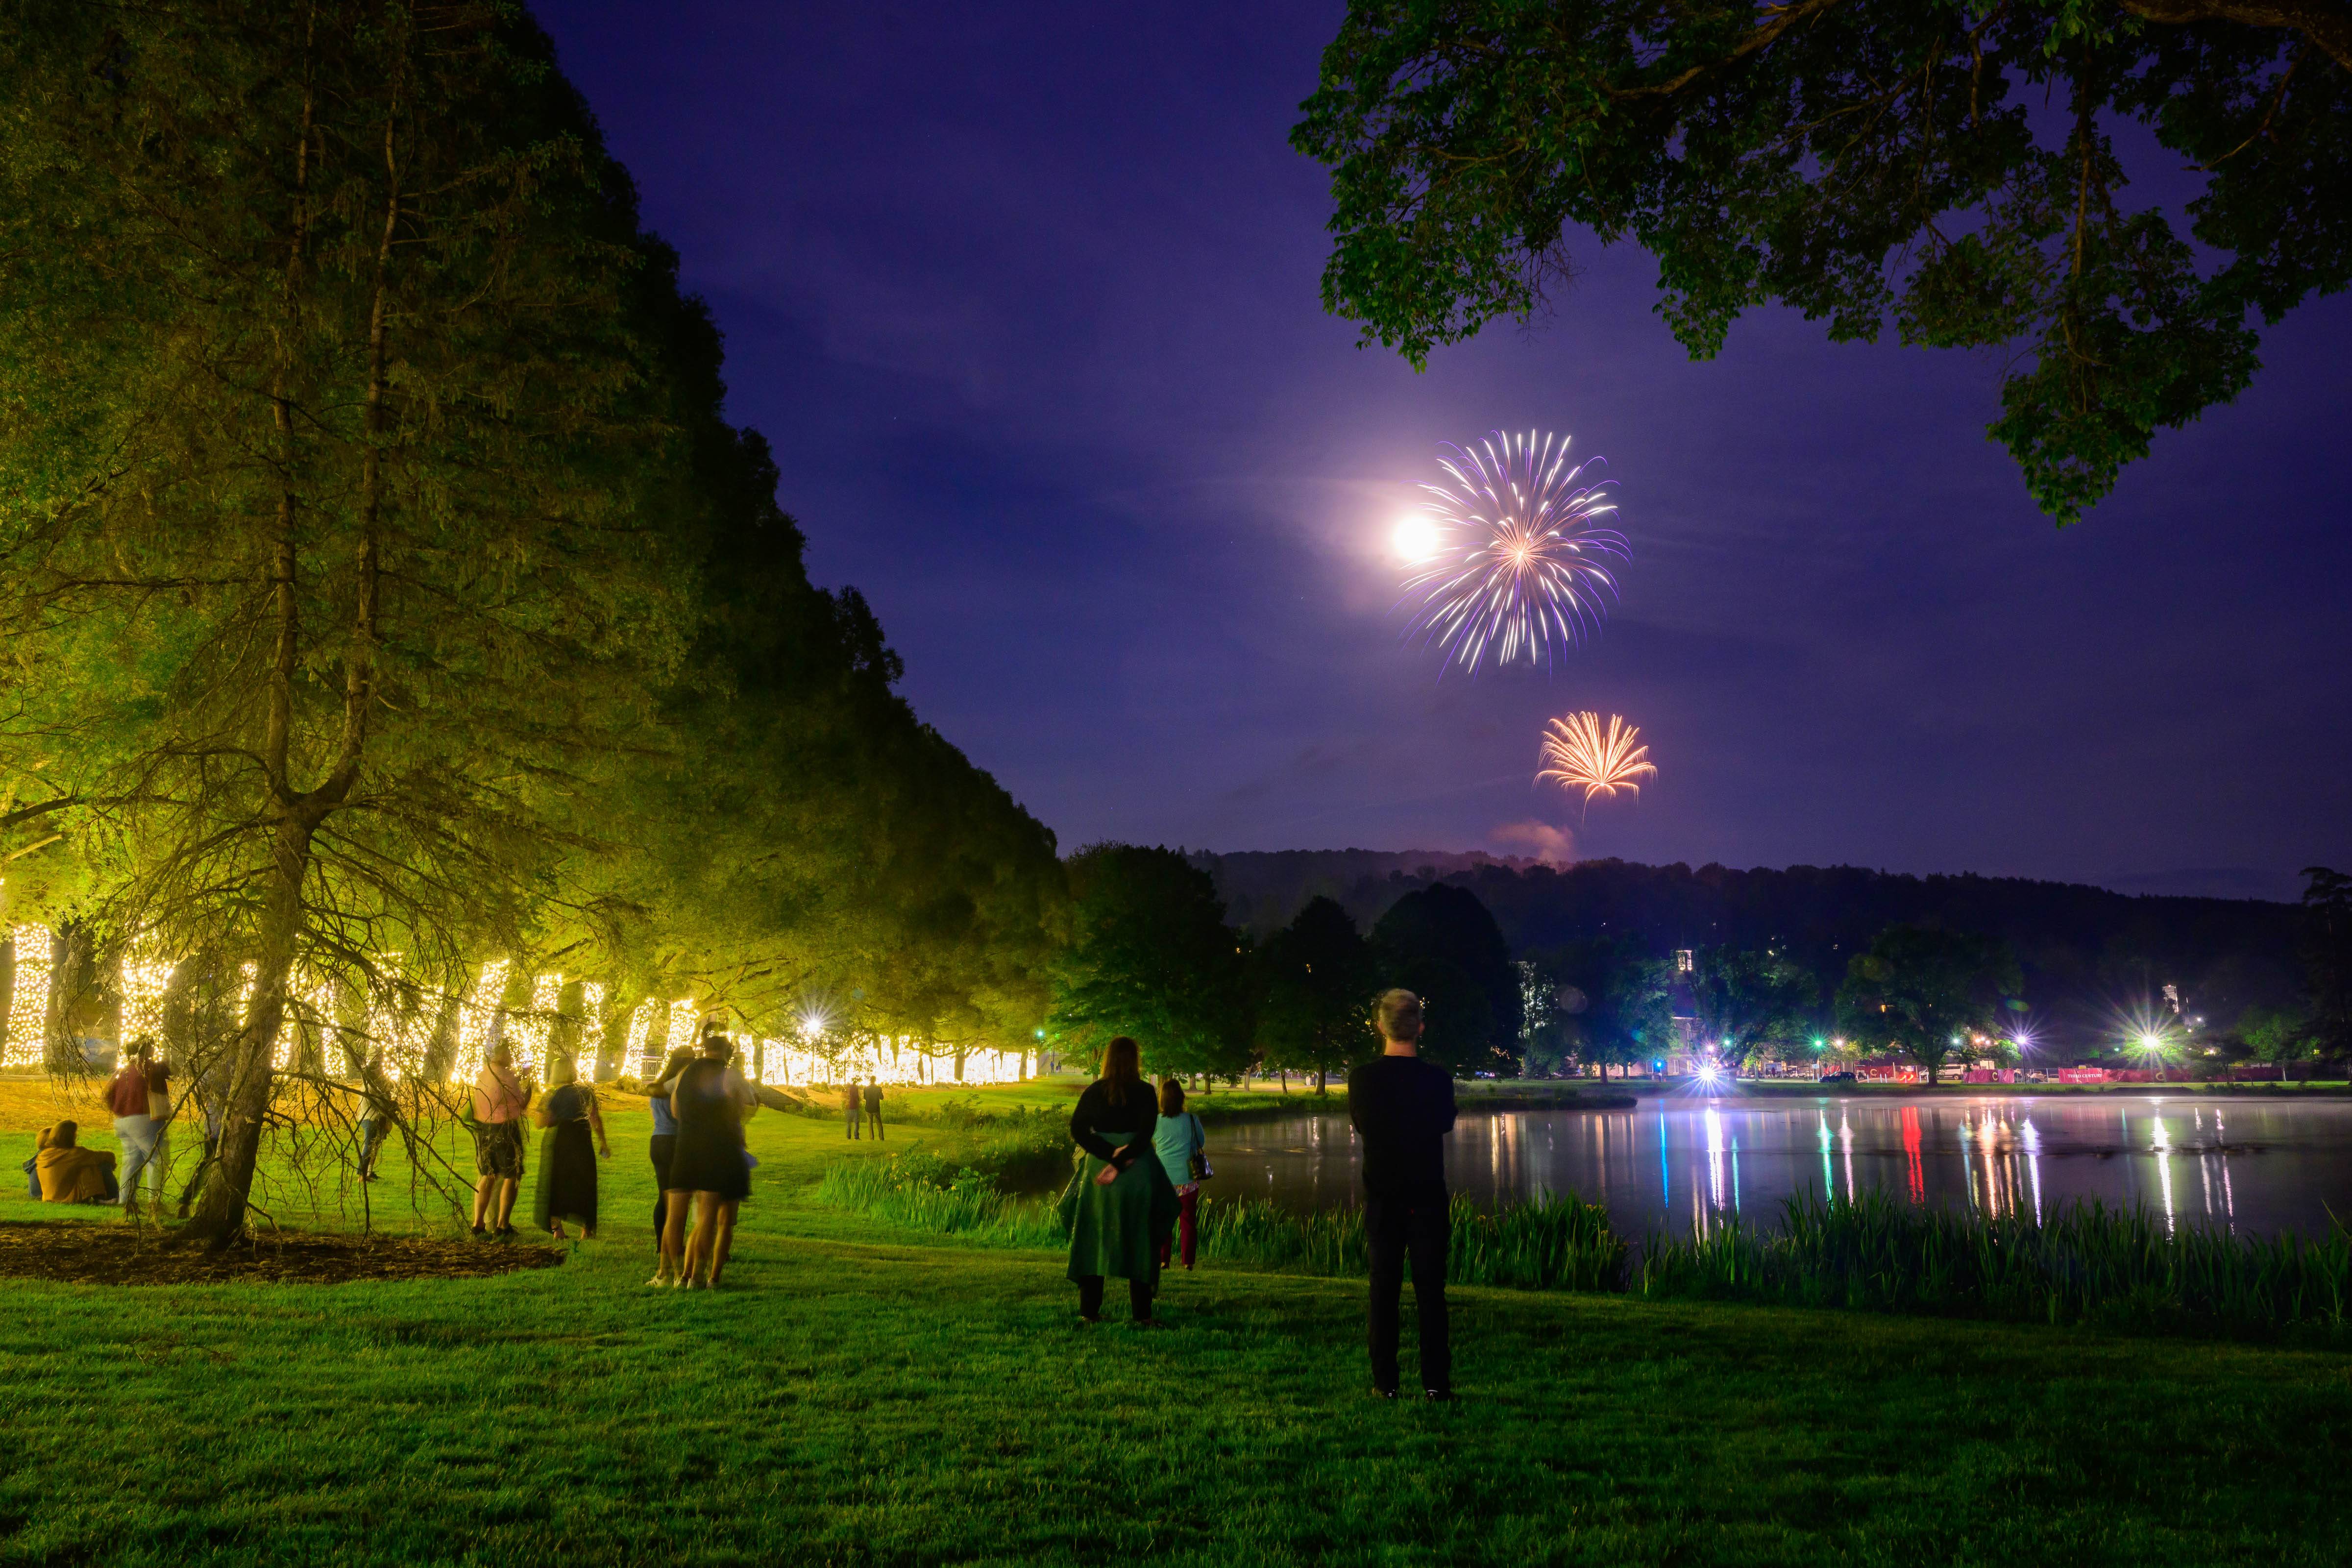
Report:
2299,866,2352,1055
1690,946,1821,1066
1254,895,1379,1092
1293,0,2351,521
1836,925,2024,1082
1048,844,1251,1079
0,2,700,1241
1371,883,1523,1075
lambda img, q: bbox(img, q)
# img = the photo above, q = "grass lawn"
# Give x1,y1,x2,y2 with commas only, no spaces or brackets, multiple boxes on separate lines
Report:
4,1096,2352,1565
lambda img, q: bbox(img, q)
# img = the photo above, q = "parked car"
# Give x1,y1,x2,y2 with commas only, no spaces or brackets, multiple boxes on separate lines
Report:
1817,1070,1857,1084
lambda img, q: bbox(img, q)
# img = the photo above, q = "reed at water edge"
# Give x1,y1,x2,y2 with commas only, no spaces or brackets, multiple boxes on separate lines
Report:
1636,1189,2352,1338
820,1152,2352,1340
814,1152,1628,1289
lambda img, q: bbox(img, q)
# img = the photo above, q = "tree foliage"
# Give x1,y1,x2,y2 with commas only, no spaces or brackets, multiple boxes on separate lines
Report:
1253,896,1379,1090
2299,865,2352,1053
1292,0,2351,521
1371,883,1523,1075
1689,946,1822,1064
1048,845,1250,1079
1836,924,2025,1081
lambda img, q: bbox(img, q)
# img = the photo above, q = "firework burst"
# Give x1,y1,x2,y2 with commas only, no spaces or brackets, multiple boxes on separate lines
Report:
1537,712,1657,814
1397,430,1625,674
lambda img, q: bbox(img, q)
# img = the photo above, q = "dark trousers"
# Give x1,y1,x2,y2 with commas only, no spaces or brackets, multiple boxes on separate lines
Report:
863,1106,883,1139
1075,1274,1153,1322
649,1134,676,1250
1365,1195,1450,1394
845,1106,860,1139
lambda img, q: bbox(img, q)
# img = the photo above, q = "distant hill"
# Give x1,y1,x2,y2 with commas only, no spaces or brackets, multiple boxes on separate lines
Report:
1191,850,2306,1043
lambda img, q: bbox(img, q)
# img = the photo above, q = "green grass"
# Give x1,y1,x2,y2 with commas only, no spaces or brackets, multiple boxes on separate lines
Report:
7,1100,2352,1564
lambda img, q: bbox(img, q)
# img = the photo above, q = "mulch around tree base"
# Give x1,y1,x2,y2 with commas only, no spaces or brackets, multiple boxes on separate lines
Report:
0,1220,566,1286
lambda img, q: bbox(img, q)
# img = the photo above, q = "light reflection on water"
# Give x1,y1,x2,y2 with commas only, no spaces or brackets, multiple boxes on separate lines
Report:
1207,1095,2352,1241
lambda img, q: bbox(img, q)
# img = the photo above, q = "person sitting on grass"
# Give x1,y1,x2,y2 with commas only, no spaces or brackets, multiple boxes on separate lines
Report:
468,1039,532,1240
1059,1035,1177,1326
34,1123,120,1205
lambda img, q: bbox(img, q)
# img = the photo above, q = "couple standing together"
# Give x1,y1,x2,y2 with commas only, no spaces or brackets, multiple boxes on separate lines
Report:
1063,987,1457,1399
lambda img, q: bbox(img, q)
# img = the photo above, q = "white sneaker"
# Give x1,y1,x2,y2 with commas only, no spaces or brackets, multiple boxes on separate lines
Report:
645,1274,673,1288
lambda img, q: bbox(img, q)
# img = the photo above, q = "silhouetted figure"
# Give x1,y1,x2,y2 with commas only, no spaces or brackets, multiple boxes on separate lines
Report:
1348,989,1457,1400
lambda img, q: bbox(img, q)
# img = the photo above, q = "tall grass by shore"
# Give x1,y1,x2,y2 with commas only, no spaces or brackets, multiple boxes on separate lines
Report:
819,1153,2352,1340
1638,1190,2352,1338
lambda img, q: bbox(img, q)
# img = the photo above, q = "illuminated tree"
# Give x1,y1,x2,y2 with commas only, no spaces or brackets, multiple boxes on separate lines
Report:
1836,926,2024,1083
0,3,701,1241
1690,947,1821,1067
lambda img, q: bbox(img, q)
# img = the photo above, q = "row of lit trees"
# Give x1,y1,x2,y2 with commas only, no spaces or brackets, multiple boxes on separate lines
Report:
0,4,1064,1243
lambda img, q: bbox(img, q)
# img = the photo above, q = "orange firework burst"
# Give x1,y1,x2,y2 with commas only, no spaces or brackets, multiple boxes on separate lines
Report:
1537,712,1657,813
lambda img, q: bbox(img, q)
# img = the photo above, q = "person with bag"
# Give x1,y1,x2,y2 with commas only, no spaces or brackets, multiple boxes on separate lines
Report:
1151,1078,1209,1271
1057,1036,1177,1324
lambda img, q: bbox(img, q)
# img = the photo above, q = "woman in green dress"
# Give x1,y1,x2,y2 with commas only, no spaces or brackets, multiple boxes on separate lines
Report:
1059,1035,1178,1323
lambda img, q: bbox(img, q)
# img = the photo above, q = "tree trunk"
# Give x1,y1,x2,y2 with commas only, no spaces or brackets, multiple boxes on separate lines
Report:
1315,1067,1326,1095
185,814,317,1246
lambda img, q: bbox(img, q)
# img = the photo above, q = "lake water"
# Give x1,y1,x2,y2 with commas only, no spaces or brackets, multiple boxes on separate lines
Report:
1206,1093,2352,1241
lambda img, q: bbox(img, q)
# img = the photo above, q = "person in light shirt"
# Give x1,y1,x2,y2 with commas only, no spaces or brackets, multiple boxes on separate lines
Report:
468,1039,533,1239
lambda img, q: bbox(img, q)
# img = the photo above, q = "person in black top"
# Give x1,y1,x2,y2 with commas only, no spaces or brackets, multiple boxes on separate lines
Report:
1061,1036,1176,1323
1347,988,1458,1399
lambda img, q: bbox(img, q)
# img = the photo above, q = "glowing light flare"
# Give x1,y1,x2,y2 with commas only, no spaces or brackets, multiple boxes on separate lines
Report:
1390,515,1441,564
3,926,51,1068
1536,711,1657,813
1397,429,1626,675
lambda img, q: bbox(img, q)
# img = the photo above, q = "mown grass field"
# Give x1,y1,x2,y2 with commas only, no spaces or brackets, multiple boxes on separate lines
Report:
5,1082,2352,1566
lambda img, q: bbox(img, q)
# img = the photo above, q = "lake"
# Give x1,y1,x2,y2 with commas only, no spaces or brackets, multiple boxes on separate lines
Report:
1205,1093,2352,1241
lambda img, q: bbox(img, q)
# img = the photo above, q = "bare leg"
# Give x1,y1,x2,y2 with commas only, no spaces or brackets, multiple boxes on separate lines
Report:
471,1174,496,1230
710,1200,740,1285
682,1192,720,1285
658,1191,691,1282
496,1176,519,1230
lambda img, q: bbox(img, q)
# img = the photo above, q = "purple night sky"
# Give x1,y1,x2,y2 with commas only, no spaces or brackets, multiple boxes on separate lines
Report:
539,2,2352,902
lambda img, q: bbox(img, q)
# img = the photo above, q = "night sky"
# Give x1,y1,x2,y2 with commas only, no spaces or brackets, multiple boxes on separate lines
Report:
540,2,2352,902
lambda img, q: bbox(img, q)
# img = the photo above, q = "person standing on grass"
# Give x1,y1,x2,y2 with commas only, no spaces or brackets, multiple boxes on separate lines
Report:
105,1038,164,1215
354,1050,397,1182
842,1078,862,1139
468,1039,532,1239
664,1024,757,1289
1060,1035,1177,1325
645,1046,696,1282
1348,989,1457,1401
531,1054,611,1241
1152,1078,1207,1272
862,1078,885,1140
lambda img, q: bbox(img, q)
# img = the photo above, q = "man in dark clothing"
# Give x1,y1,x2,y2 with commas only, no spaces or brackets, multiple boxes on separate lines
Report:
861,1080,885,1140
1347,988,1458,1400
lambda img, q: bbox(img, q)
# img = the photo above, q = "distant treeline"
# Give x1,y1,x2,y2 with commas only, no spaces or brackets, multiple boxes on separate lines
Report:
1195,852,2305,1040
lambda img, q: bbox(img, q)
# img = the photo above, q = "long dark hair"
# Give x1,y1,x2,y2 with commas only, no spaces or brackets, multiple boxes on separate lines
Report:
1100,1036,1143,1105
1158,1077,1186,1116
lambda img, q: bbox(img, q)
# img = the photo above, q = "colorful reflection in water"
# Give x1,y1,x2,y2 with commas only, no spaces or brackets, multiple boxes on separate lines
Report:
1207,1095,2352,1241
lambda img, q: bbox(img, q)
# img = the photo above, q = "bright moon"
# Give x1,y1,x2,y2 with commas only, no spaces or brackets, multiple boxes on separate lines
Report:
1391,514,1439,564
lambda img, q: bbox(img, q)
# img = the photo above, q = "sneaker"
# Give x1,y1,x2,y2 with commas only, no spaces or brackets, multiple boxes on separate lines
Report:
645,1274,673,1288
1372,1388,1399,1400
471,1224,489,1240
1423,1389,1456,1403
